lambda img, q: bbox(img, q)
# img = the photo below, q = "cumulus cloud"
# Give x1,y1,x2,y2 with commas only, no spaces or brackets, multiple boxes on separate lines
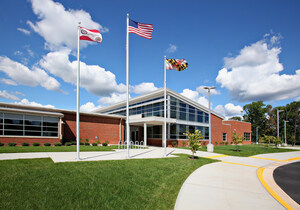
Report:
15,98,55,108
27,0,108,50
216,35,300,102
0,56,62,92
98,93,127,105
0,78,17,86
214,103,243,118
166,44,177,53
0,90,20,101
80,102,101,112
17,28,31,35
180,88,209,108
40,49,125,96
131,82,158,94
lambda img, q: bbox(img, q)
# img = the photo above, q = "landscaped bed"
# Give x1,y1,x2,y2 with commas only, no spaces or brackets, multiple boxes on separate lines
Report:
178,144,297,157
0,154,217,209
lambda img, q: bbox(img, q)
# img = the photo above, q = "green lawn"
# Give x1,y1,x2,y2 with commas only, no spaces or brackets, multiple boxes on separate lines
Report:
179,144,297,157
0,154,217,209
0,145,120,153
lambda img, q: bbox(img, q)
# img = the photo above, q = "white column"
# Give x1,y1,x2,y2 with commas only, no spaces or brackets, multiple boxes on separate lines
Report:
76,22,81,160
144,123,147,147
207,89,214,152
126,14,130,158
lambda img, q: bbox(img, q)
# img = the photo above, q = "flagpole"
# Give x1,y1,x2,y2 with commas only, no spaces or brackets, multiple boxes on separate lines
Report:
164,56,167,157
76,22,81,160
126,13,130,158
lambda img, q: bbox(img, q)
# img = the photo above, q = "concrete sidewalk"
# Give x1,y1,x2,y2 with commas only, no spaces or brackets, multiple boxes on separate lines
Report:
174,151,300,210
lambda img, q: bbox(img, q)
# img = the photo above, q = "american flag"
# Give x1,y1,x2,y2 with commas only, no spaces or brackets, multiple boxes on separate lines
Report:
128,19,153,39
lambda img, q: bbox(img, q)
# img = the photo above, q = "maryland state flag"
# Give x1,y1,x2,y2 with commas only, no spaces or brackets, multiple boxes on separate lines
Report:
166,59,188,71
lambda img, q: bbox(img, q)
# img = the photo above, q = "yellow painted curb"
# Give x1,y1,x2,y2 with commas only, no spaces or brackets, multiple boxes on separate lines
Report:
284,157,300,162
257,167,294,210
250,156,284,162
206,155,228,159
221,161,259,168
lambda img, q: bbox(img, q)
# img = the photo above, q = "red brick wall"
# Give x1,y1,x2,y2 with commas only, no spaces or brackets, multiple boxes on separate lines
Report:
0,137,60,146
62,113,124,145
223,120,252,144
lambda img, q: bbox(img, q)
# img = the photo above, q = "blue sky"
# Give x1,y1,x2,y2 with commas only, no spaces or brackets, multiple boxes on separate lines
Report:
0,0,299,117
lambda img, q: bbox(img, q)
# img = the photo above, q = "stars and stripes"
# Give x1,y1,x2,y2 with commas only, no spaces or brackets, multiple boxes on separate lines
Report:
80,27,102,43
166,59,188,71
128,19,153,39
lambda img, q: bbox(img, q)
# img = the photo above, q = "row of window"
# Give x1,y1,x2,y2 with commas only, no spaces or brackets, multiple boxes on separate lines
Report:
0,113,59,137
222,132,251,142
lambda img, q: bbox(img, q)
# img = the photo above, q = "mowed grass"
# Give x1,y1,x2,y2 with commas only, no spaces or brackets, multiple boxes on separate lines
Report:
0,145,120,153
0,154,217,209
179,144,297,157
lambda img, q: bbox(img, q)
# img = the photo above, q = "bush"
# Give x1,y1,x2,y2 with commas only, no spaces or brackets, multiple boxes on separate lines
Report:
80,141,84,145
0,142,4,147
92,142,97,146
181,141,187,147
215,141,218,145
71,141,76,145
225,142,228,145
202,141,206,146
33,142,40,146
44,142,51,146
84,142,90,146
54,142,62,146
22,142,29,146
102,140,109,146
171,141,178,147
8,142,17,146
65,142,72,146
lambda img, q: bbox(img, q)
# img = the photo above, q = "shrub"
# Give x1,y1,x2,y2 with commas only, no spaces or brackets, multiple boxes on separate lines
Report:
8,142,17,146
80,141,84,145
225,142,228,145
181,141,187,147
220,142,224,145
96,140,100,145
102,140,109,146
54,142,62,146
215,141,218,145
0,142,4,147
71,141,76,145
92,142,97,146
44,142,51,146
202,141,206,146
22,142,29,146
85,138,89,143
171,141,178,147
84,142,90,146
65,142,72,146
33,142,40,146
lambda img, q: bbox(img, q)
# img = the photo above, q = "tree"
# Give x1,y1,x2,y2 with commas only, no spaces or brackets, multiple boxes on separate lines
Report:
232,131,244,152
184,130,203,159
243,101,268,141
229,116,242,121
284,102,300,145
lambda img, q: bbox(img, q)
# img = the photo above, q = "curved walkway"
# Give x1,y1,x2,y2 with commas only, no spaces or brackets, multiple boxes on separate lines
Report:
175,150,300,210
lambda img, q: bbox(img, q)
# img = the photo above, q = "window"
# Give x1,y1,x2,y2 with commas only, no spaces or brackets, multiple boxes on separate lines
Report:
0,112,59,137
222,133,227,142
244,133,251,141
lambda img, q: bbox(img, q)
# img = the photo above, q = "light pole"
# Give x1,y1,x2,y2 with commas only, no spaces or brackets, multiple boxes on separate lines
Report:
203,86,216,152
283,120,289,146
277,109,283,138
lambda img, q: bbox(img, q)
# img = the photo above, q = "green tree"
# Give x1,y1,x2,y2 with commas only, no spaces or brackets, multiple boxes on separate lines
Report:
184,130,203,159
229,116,242,121
232,131,244,151
284,102,300,145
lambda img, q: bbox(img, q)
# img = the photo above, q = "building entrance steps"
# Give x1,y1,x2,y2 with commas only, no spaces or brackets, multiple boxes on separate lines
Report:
174,150,300,210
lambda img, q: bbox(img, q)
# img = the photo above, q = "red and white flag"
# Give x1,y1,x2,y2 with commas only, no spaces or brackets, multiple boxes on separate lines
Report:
80,27,102,43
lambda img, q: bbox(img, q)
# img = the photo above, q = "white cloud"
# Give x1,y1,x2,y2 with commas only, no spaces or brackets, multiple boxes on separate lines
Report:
40,49,125,96
0,56,62,92
216,35,300,102
214,103,243,118
131,82,158,94
166,44,177,53
98,93,127,105
80,102,101,112
15,98,55,108
180,88,209,107
14,51,23,56
0,78,17,86
17,28,31,35
27,0,108,50
0,90,20,101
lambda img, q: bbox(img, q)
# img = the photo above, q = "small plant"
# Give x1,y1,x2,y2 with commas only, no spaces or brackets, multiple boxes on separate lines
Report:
215,141,218,145
96,140,100,145
184,130,203,159
225,142,228,145
0,142,4,147
33,142,40,146
84,142,90,146
85,138,89,143
71,141,76,145
54,142,62,146
65,142,72,146
44,142,51,146
232,131,244,152
202,141,206,146
80,141,84,145
171,141,178,147
92,142,97,146
22,142,29,146
8,142,17,146
181,141,187,147
102,140,109,146
220,142,224,145
230,142,233,145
